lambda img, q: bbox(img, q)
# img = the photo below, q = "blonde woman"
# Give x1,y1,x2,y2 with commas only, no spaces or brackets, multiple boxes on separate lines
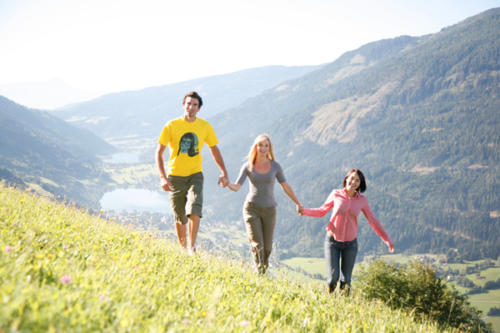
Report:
228,134,301,274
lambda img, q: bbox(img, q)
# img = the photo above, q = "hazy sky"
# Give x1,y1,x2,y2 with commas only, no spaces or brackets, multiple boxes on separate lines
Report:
1,0,499,96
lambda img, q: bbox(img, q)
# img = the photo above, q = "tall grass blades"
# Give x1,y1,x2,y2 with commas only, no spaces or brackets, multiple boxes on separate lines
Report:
1,183,448,332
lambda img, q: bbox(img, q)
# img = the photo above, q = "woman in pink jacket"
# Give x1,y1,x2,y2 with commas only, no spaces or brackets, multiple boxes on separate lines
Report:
298,169,395,293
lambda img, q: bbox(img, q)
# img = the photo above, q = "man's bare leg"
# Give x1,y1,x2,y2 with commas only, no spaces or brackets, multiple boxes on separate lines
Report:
175,222,187,248
188,214,200,253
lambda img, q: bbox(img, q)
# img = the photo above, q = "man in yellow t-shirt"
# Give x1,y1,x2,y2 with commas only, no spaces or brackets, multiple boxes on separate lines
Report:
156,91,229,255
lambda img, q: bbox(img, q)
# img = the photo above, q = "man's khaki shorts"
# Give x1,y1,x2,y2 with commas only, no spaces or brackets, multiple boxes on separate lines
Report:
168,172,203,224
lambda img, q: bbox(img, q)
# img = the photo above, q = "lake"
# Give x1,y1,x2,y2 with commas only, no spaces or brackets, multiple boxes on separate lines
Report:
100,188,172,214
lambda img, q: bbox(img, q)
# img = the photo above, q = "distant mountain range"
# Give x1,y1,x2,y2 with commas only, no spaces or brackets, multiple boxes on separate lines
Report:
0,96,116,206
50,65,320,142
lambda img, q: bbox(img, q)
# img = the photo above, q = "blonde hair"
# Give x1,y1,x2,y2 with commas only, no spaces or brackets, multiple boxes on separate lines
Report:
247,134,276,171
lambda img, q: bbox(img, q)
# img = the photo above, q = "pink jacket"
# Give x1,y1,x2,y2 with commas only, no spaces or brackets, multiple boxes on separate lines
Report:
303,188,394,247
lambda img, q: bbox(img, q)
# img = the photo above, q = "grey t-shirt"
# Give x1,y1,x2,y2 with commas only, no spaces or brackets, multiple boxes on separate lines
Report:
236,160,286,208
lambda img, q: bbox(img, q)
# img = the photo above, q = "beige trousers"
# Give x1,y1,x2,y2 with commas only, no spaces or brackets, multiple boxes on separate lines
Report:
243,201,277,274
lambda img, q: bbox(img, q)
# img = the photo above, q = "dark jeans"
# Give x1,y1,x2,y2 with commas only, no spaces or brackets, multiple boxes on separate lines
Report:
324,234,358,293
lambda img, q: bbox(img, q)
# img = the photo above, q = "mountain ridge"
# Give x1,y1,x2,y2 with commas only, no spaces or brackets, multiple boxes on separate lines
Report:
50,65,320,141
0,96,116,205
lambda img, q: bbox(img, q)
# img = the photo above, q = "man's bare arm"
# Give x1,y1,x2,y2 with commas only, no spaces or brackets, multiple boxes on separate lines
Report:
209,145,229,187
156,143,172,191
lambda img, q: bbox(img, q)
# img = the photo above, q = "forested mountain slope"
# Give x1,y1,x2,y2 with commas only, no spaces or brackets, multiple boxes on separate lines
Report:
0,96,116,206
204,8,500,260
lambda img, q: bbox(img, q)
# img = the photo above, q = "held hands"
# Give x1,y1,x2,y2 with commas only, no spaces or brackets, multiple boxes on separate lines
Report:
296,204,304,216
226,182,241,192
218,175,229,187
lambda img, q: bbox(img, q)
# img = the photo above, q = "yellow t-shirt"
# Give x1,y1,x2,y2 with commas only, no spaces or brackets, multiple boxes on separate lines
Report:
158,117,219,177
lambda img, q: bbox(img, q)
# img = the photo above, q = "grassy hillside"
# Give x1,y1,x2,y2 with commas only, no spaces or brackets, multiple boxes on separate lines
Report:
0,183,450,332
285,253,500,331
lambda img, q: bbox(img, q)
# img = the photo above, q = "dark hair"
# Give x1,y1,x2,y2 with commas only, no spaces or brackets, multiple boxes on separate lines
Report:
343,169,366,193
183,91,203,108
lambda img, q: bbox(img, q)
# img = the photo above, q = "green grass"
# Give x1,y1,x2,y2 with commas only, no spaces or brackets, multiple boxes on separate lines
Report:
371,255,500,332
469,289,500,331
202,226,248,248
286,253,499,332
473,267,500,287
469,289,500,311
281,257,326,279
487,317,500,333
0,184,462,332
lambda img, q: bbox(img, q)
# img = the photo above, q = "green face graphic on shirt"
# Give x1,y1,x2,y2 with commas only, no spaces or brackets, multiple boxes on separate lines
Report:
178,132,199,157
